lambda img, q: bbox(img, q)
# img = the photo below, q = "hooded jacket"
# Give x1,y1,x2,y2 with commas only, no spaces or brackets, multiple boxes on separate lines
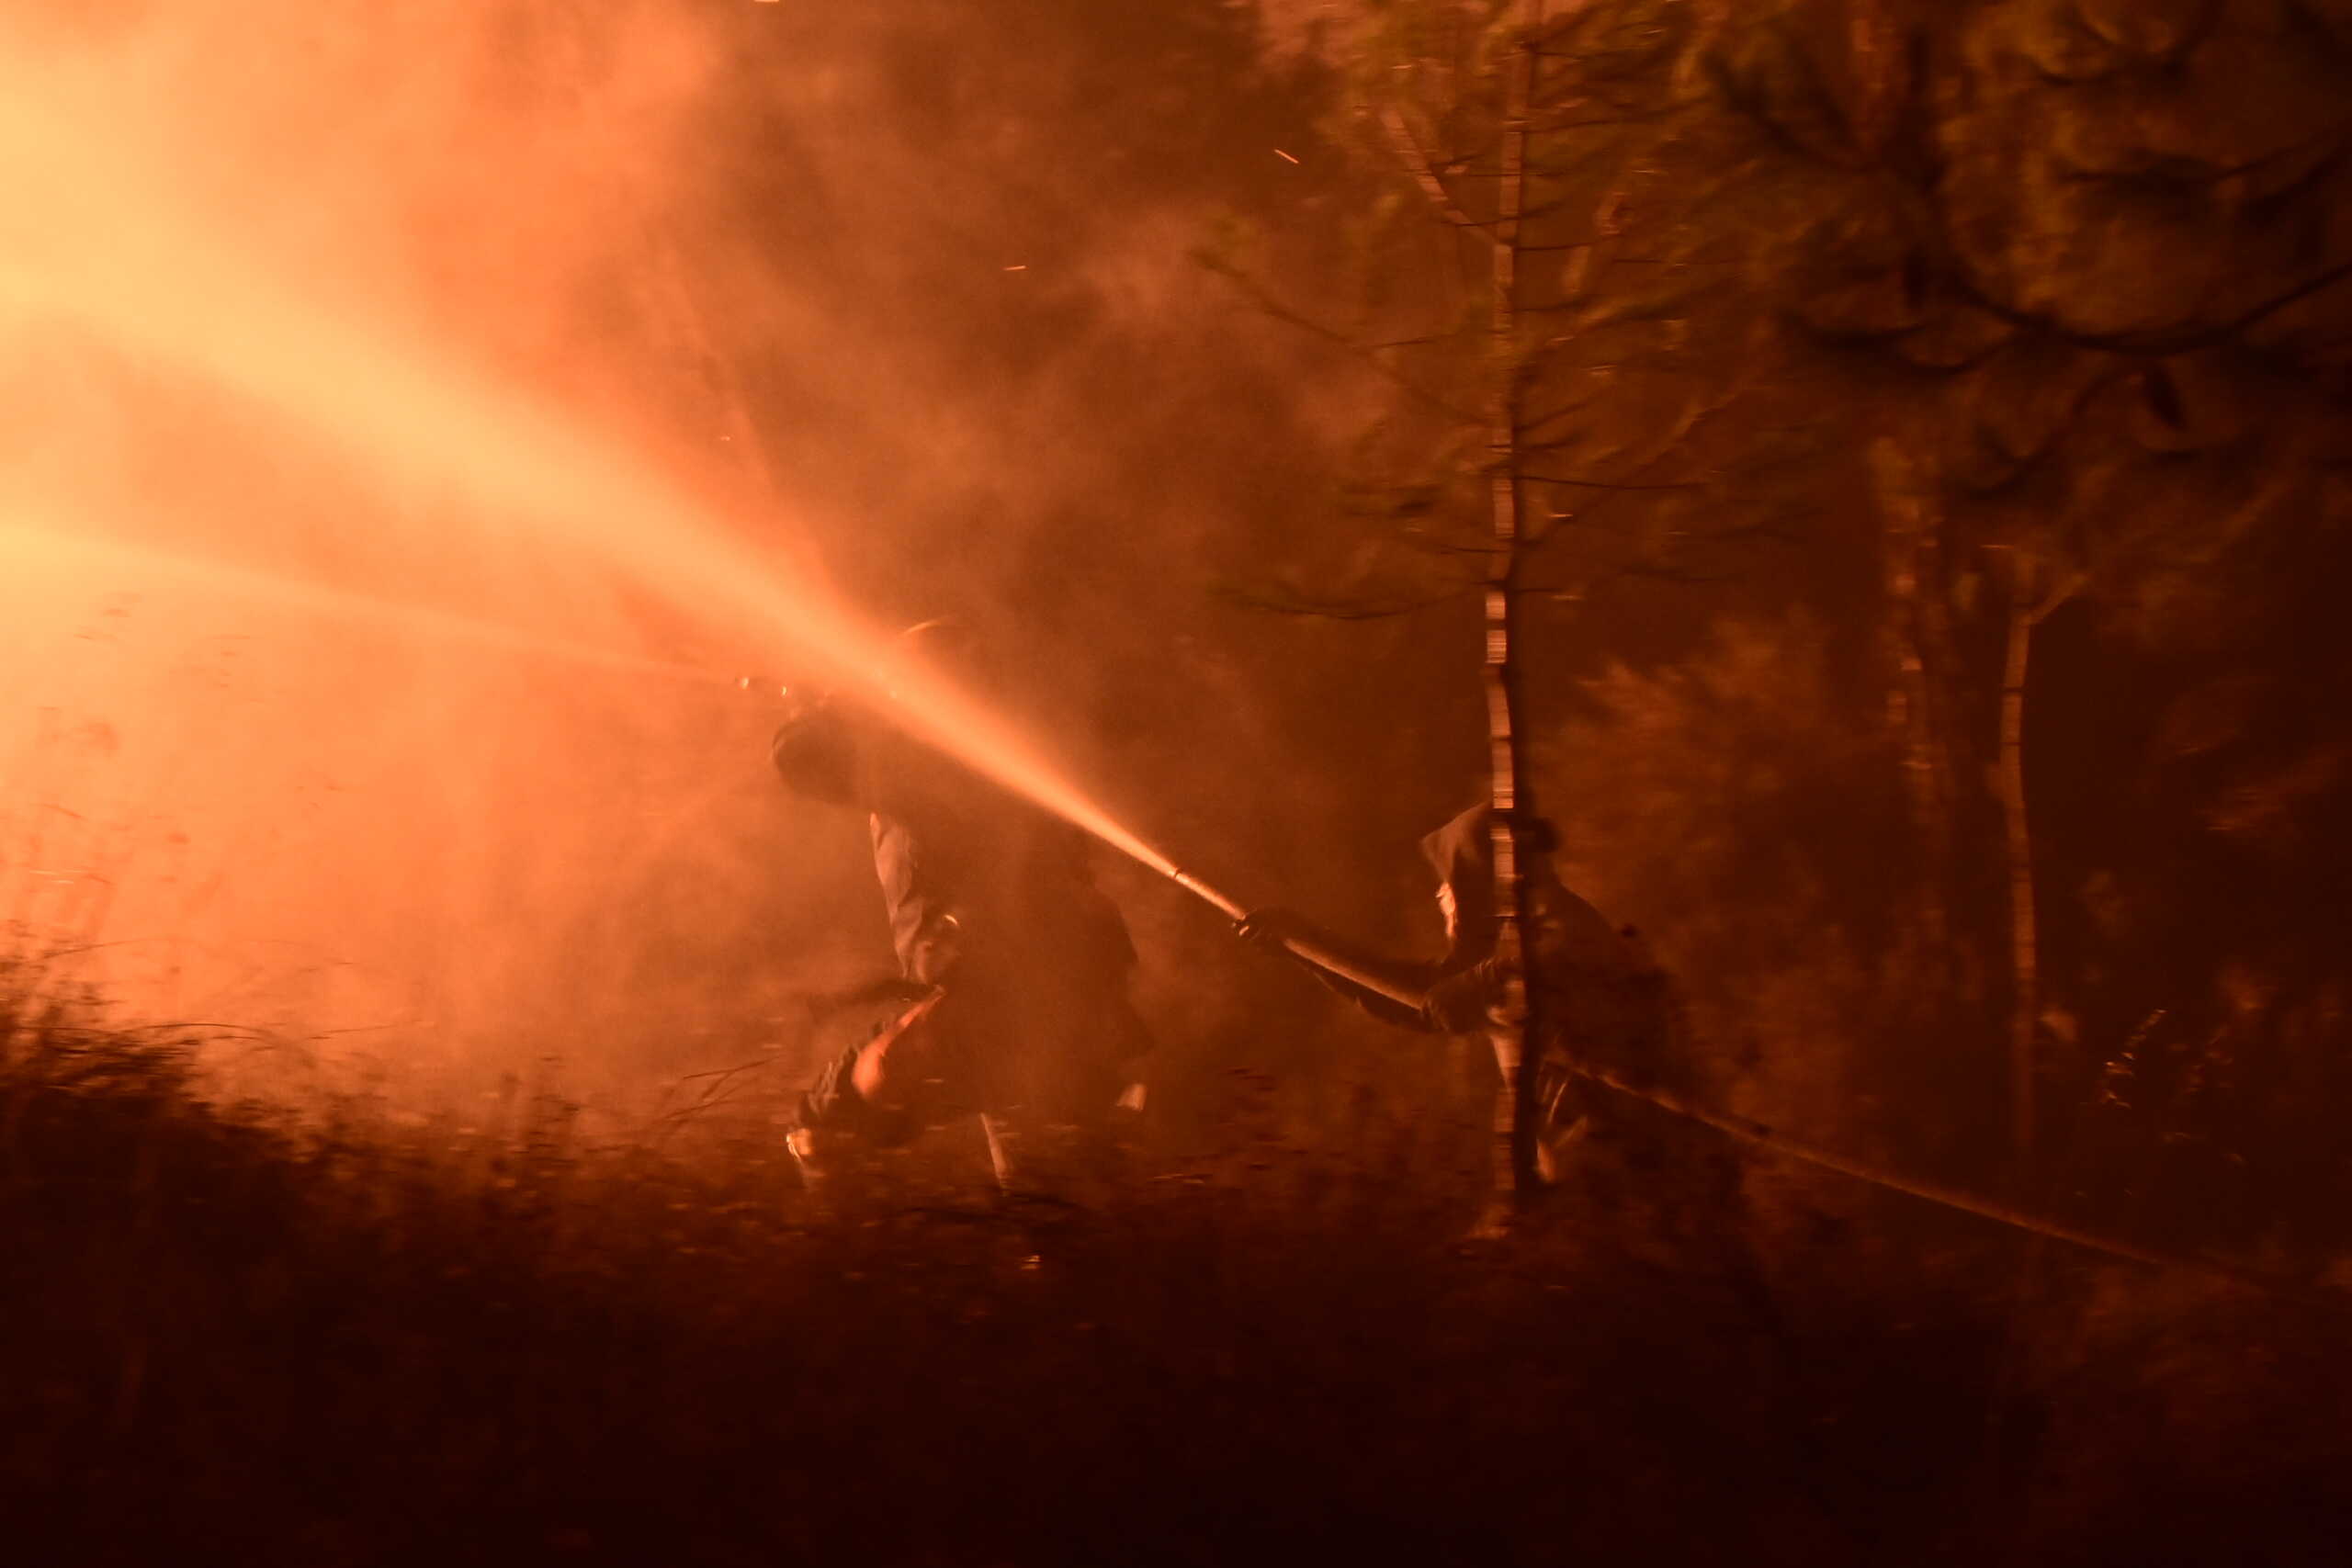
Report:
1326,805,1673,1082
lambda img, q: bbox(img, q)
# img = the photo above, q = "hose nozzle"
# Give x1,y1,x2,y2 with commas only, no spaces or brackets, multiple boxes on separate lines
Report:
1163,863,1423,1010
1168,868,1247,923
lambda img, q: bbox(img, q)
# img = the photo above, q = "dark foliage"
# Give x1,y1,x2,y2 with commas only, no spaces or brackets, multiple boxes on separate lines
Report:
6,988,2347,1567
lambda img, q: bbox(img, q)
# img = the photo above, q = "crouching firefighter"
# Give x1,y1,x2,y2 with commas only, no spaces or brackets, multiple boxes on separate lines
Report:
1236,805,1739,1241
771,624,1151,1198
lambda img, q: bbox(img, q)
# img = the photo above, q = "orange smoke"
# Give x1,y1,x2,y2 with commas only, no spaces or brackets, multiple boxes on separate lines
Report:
0,12,1182,1077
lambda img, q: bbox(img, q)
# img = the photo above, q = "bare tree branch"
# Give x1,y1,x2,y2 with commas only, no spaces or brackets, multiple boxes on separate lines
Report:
1221,581,1478,621
1518,471,1704,491
1942,254,2352,359
1195,253,1481,423
1378,105,1494,240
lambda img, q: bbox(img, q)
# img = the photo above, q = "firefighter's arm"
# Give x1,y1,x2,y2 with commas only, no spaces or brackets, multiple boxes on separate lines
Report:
1233,908,1445,1032
1421,956,1506,1034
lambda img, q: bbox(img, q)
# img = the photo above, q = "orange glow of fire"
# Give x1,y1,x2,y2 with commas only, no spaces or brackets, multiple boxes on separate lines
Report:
0,76,1184,890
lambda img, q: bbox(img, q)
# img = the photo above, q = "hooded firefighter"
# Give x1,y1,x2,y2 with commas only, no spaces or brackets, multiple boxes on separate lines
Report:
1237,805,1717,1230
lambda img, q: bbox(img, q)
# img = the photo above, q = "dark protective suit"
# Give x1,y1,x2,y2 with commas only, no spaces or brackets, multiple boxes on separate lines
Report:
1307,805,1676,1084
1273,805,1724,1217
773,697,1150,1147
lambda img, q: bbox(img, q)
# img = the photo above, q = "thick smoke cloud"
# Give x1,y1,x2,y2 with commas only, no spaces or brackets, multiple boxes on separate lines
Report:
0,6,830,1103
0,1,1463,1117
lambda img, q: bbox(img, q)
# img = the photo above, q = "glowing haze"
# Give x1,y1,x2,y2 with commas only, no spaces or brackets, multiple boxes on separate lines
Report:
0,72,1170,863
0,1,1186,1090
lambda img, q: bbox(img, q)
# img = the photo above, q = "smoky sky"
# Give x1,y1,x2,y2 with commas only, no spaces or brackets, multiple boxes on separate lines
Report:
0,0,1482,1109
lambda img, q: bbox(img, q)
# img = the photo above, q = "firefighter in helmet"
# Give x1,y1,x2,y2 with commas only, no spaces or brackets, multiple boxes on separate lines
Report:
772,620,1150,1194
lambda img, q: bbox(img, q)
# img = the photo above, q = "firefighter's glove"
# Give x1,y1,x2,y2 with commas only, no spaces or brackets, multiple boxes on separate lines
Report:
1233,907,1310,955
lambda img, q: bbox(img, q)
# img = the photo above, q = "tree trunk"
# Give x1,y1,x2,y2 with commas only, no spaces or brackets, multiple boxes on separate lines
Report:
1486,16,1544,1204
1870,439,1956,966
1998,558,2037,1179
1997,554,2083,1185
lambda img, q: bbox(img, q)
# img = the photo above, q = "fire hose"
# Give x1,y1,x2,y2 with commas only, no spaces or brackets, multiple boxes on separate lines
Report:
1161,863,2334,1303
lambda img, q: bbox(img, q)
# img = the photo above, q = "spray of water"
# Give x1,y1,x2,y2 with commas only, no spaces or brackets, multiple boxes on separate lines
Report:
0,77,1189,897
0,516,714,688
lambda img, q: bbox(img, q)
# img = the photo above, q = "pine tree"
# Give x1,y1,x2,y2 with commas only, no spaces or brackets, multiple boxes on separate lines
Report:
1208,0,1788,1199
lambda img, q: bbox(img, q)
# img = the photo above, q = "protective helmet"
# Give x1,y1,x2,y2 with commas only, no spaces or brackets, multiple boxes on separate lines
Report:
770,689,860,807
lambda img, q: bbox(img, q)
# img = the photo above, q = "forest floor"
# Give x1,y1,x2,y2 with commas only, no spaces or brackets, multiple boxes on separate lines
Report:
6,979,2347,1568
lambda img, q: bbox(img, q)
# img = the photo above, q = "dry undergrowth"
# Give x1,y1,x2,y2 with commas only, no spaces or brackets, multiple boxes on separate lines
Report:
4,964,2346,1568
